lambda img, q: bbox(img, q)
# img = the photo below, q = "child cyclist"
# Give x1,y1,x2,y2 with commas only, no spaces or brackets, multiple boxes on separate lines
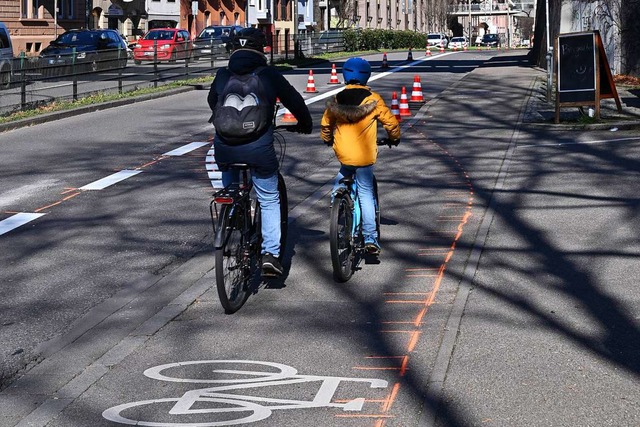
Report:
320,57,401,255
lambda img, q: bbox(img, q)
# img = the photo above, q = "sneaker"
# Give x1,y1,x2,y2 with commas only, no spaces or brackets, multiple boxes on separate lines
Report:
364,239,381,256
261,253,283,276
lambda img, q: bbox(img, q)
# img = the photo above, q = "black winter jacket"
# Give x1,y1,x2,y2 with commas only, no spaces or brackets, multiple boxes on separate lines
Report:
207,49,312,133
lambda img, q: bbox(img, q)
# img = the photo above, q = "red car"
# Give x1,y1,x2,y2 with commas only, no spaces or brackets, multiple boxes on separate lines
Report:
133,28,192,64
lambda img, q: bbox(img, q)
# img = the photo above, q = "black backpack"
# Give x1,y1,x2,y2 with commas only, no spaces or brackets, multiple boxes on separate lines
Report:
212,67,272,145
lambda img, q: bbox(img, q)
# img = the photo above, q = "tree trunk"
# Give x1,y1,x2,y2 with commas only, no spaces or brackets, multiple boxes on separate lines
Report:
620,0,640,76
528,0,562,68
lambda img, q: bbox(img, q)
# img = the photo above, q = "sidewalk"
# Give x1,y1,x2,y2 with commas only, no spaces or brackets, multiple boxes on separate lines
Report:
427,51,640,426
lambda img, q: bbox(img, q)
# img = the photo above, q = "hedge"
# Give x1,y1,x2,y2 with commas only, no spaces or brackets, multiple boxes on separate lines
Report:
343,28,428,52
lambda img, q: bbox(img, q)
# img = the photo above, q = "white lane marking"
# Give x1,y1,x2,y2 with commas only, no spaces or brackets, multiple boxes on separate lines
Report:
518,136,640,149
163,142,210,156
79,170,142,191
0,213,47,236
103,360,387,426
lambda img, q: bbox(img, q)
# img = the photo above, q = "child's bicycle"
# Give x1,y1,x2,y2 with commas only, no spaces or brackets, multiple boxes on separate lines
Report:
209,125,296,314
329,138,397,282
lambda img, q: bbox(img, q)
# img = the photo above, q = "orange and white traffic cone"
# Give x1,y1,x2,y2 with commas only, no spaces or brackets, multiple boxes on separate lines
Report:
328,63,340,84
281,108,297,123
439,44,445,53
426,46,432,56
390,91,402,121
305,70,317,93
453,45,458,52
399,87,411,117
410,75,424,102
381,52,389,69
463,45,468,51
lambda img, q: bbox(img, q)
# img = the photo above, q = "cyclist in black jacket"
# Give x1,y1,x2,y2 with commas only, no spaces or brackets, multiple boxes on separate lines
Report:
207,28,312,276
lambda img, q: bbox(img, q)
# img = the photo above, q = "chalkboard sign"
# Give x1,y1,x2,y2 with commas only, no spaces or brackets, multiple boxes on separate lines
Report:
557,33,596,103
554,31,622,123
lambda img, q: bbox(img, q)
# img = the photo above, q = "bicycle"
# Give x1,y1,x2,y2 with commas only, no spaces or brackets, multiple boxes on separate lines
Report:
209,125,294,314
329,138,397,282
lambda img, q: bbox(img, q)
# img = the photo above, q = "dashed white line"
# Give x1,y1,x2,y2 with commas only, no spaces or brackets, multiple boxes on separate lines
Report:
79,170,143,191
0,213,47,236
163,141,209,156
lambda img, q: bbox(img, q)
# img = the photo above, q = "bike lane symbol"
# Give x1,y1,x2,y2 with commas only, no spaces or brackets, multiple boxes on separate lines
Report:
102,360,389,426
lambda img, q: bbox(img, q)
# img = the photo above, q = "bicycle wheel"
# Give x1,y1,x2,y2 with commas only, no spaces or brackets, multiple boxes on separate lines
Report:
330,193,355,282
277,173,288,260
215,204,250,314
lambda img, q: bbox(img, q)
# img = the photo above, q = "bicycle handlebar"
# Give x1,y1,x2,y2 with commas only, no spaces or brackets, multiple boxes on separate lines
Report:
377,138,400,147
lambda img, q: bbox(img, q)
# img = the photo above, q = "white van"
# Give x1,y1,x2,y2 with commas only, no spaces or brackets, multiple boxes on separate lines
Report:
0,21,14,88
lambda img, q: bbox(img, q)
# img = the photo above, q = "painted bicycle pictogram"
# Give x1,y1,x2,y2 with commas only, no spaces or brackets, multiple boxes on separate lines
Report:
102,360,388,426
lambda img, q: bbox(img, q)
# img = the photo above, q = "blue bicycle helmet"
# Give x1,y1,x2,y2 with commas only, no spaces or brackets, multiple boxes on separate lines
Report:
342,57,371,85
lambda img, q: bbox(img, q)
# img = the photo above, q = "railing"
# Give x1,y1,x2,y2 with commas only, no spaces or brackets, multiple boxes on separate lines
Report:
0,33,345,118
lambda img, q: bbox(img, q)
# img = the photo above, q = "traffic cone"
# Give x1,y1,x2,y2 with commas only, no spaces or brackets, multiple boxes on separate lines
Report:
399,87,411,117
453,45,458,52
426,46,432,56
381,52,389,69
439,44,445,53
410,75,424,102
281,108,297,123
328,63,340,84
390,91,402,121
305,69,317,93
407,47,413,61
463,45,468,51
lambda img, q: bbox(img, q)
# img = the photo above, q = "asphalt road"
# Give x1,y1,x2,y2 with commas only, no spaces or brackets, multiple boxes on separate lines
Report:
1,50,638,427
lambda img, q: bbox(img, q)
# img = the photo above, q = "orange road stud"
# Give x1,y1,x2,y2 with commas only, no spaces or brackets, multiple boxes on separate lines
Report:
381,52,389,69
390,91,402,121
305,69,317,93
399,87,411,116
328,63,340,84
410,75,424,102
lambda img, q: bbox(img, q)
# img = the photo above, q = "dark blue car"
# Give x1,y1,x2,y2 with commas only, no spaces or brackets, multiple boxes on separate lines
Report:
39,29,128,76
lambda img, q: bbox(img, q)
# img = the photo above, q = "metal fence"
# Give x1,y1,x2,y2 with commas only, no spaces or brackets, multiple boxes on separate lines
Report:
0,32,345,117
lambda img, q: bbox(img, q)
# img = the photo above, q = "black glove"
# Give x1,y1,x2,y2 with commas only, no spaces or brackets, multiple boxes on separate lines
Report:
298,122,313,135
286,123,313,135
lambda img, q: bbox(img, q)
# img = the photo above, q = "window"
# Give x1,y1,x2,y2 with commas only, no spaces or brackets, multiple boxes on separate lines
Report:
0,31,9,48
58,0,75,20
21,0,43,19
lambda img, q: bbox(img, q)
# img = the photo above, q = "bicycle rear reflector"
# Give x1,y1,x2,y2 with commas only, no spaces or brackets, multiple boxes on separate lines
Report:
214,196,235,204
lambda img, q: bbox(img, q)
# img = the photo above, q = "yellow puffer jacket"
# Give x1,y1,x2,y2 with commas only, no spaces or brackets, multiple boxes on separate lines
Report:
320,84,400,167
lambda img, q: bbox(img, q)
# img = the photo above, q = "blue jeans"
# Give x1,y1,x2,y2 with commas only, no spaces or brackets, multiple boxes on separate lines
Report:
333,164,377,243
222,171,281,257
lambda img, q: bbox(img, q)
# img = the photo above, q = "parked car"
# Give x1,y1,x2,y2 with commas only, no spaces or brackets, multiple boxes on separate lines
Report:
39,29,128,76
133,28,192,64
192,25,241,60
427,33,448,48
0,21,13,88
479,33,501,48
449,36,468,50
